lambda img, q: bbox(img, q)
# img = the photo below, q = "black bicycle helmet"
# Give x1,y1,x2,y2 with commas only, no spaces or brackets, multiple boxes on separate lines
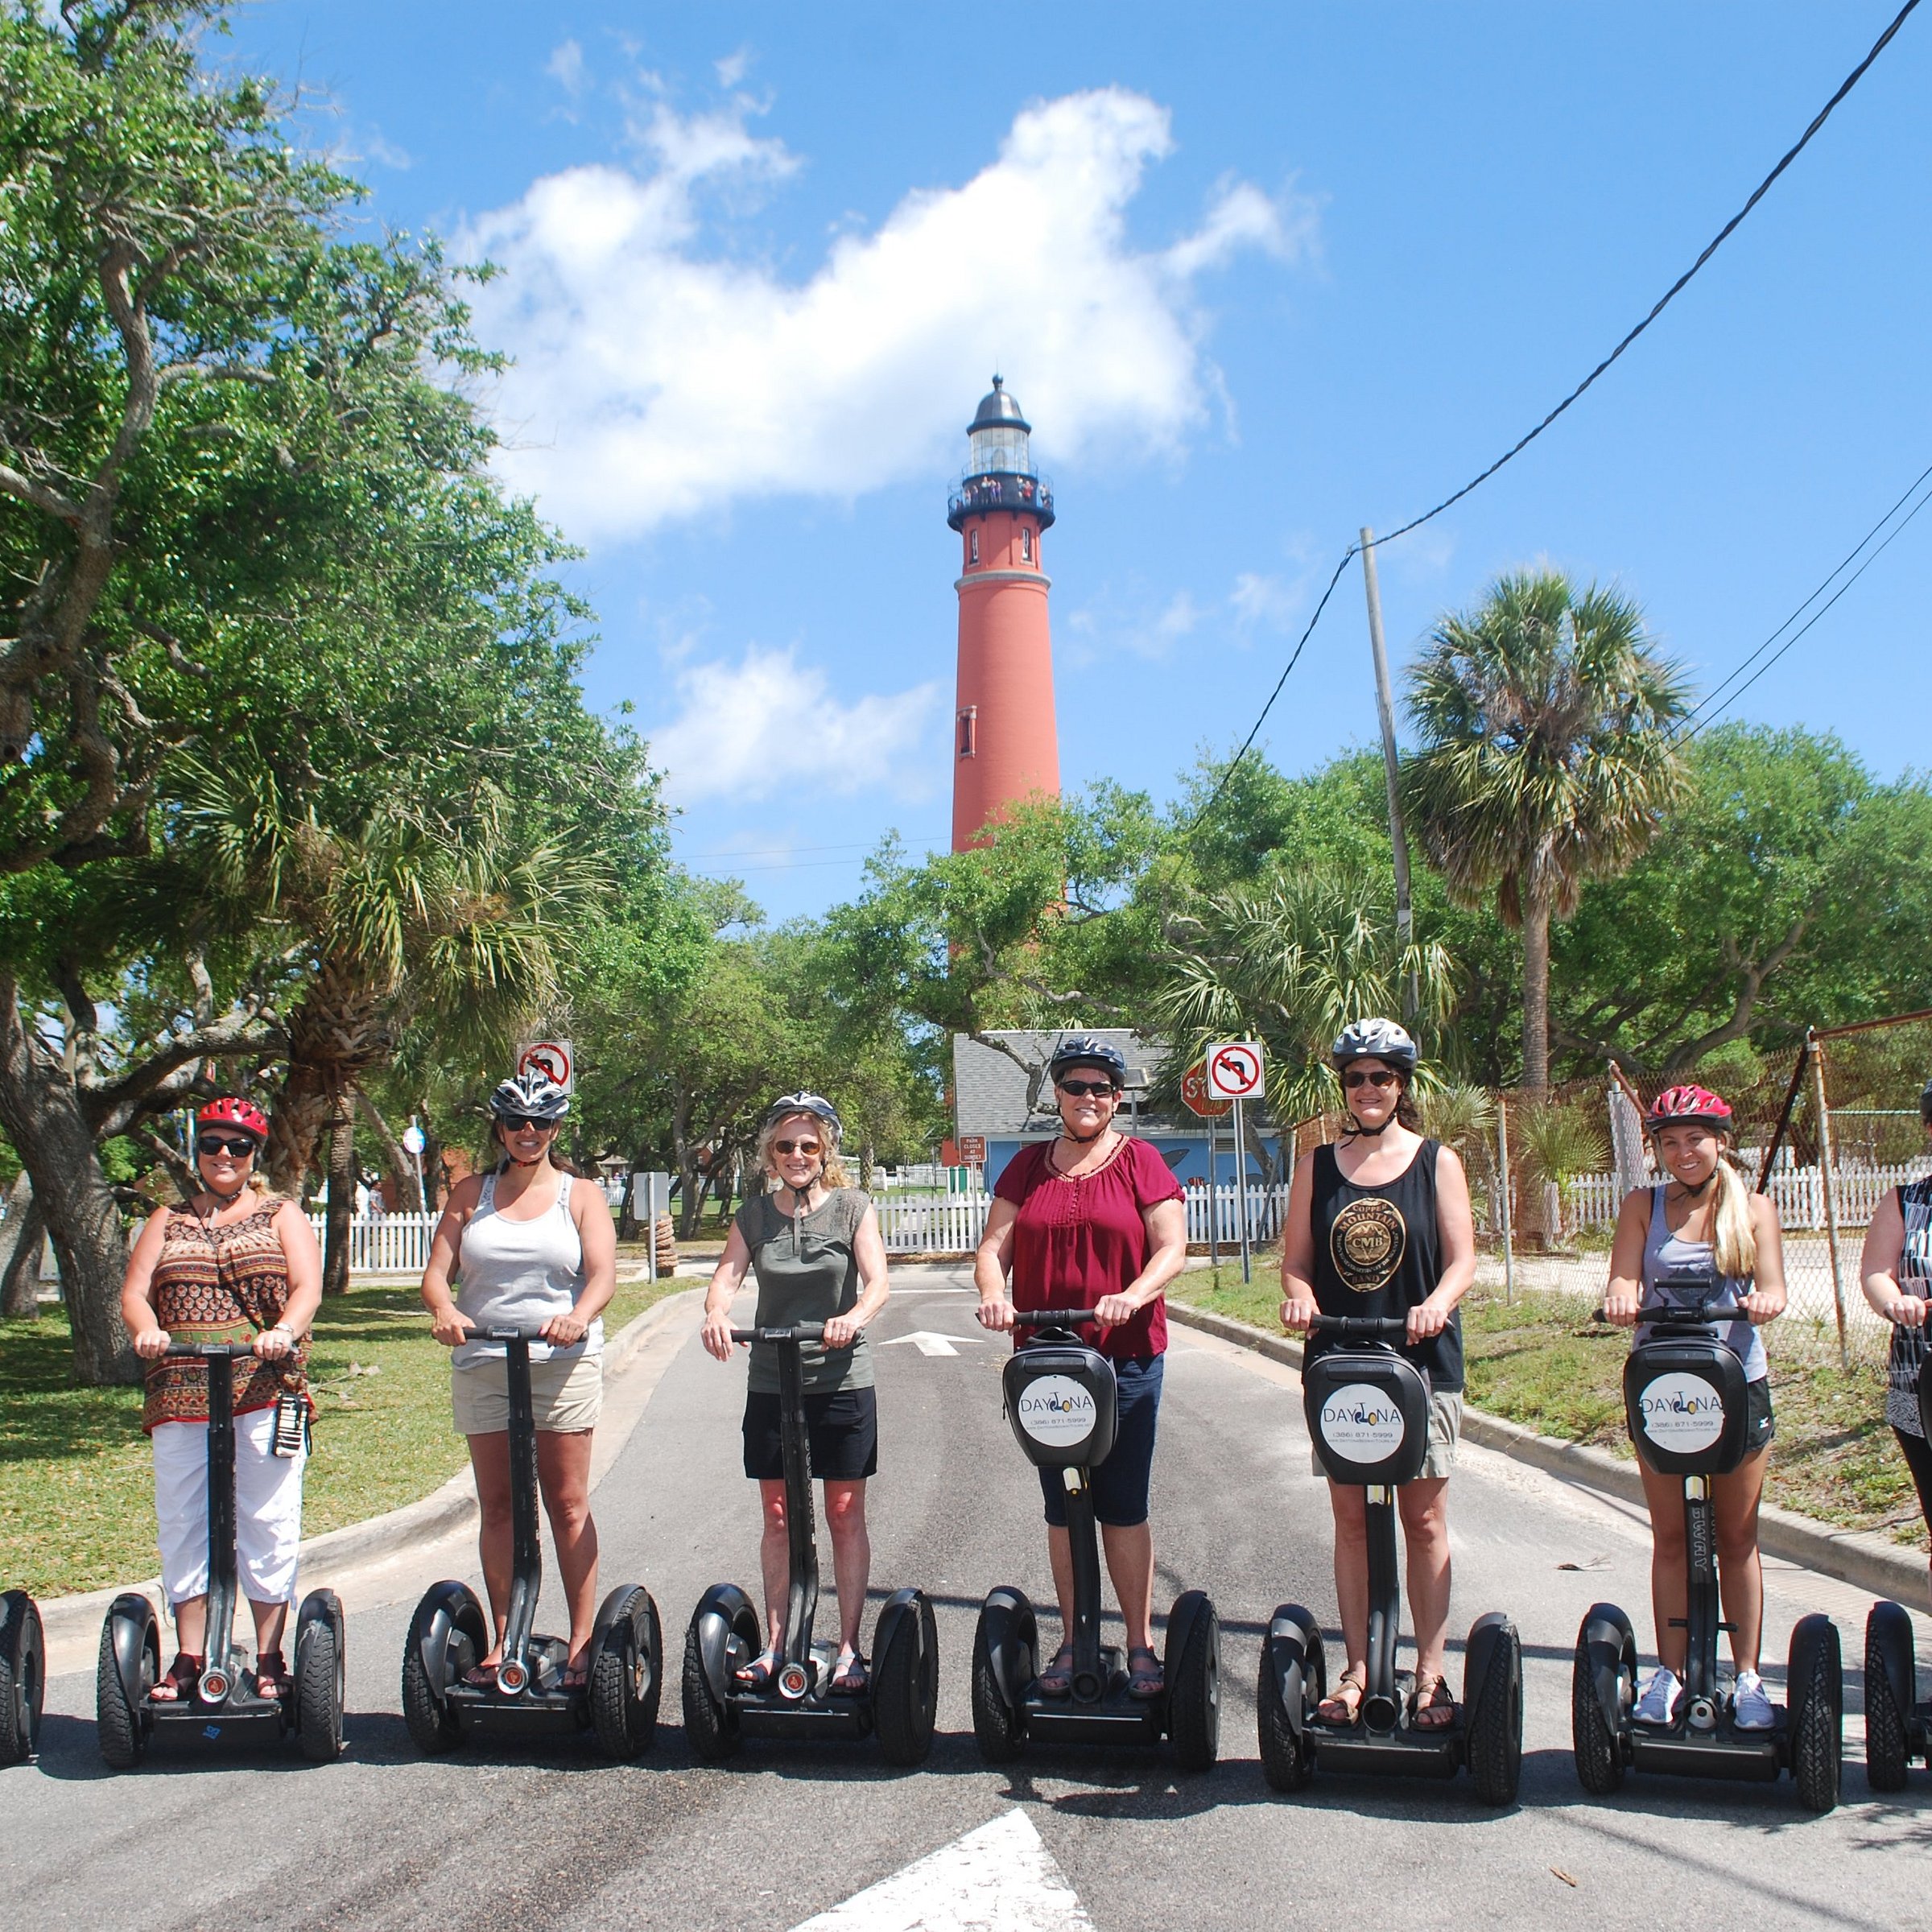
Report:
488,1070,570,1122
1331,1018,1418,1075
1046,1035,1128,1088
763,1091,844,1140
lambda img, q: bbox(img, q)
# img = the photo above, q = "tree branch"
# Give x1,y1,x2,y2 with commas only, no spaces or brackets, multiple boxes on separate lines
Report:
0,460,85,527
84,1011,287,1137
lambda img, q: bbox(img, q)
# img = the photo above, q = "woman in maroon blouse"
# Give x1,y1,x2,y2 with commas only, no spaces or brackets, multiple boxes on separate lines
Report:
975,1037,1189,1699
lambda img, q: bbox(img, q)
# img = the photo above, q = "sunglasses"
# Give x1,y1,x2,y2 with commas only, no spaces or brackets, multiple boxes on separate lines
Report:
1057,1079,1116,1099
499,1114,556,1133
774,1139,822,1156
1342,1069,1400,1091
198,1136,258,1158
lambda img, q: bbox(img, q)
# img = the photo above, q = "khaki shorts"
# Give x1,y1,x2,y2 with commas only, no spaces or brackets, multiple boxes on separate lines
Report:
452,1352,602,1435
1313,1389,1462,1480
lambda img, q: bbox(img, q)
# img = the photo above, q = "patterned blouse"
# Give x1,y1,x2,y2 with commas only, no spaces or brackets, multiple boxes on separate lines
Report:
1885,1176,1932,1437
141,1196,311,1434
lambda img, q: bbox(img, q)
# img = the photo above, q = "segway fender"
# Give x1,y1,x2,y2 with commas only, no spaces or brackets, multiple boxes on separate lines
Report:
1265,1604,1321,1737
1462,1610,1511,1718
1580,1601,1635,1734
106,1591,157,1715
1866,1599,1917,1721
693,1583,757,1706
871,1587,922,1674
412,1579,484,1694
978,1587,1037,1713
296,1588,343,1658
1164,1588,1212,1683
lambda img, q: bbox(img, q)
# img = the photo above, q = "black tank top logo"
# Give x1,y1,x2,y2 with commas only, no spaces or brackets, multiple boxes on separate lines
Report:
1331,1196,1407,1294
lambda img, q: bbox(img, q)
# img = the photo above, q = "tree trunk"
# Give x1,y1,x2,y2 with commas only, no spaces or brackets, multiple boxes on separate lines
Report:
322,1096,357,1297
1,1171,44,1319
0,977,137,1382
353,1085,416,1209
266,1053,336,1196
1521,897,1552,1094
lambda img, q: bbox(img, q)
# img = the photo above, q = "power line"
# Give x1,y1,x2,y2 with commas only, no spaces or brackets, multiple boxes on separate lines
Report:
1188,0,1920,832
1677,463,1932,740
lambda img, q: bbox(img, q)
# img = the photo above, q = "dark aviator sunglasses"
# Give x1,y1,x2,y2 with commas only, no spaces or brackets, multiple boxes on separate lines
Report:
1057,1077,1117,1098
1343,1068,1400,1090
198,1135,258,1158
499,1113,558,1133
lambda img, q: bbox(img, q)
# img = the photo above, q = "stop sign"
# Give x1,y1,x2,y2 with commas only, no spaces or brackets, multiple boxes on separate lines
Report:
1181,1059,1232,1119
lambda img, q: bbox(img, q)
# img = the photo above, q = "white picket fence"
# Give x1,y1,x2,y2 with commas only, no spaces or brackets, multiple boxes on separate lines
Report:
307,1212,439,1275
1559,1159,1932,1233
870,1182,1294,1255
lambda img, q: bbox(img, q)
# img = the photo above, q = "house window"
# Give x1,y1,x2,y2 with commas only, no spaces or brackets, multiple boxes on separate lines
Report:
968,529,979,565
1020,525,1033,562
958,706,978,758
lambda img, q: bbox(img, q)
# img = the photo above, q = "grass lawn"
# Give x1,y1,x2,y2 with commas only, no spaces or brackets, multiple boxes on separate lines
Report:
1169,1265,1928,1552
0,1277,679,1599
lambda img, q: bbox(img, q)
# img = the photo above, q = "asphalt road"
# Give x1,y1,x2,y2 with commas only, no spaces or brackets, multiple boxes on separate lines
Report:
6,1265,1931,1932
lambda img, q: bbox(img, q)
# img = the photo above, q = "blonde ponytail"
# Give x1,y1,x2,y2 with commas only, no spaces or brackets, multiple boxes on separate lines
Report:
1711,1150,1757,1282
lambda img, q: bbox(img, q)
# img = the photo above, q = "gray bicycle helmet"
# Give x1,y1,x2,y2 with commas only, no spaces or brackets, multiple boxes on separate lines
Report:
763,1091,844,1140
488,1070,570,1122
1046,1035,1128,1088
1331,1018,1418,1075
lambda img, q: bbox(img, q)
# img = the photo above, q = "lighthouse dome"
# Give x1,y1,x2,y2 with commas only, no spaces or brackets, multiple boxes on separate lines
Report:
968,375,1031,436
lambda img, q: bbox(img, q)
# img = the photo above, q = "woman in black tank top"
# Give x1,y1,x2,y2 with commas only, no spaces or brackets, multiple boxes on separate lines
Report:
1279,1020,1478,1732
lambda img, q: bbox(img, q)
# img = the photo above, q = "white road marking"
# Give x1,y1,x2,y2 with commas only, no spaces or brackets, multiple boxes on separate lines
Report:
879,1331,961,1356
788,1808,1094,1932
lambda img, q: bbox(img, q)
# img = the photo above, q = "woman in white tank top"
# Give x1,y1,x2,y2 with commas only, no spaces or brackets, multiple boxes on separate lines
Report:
421,1071,617,1686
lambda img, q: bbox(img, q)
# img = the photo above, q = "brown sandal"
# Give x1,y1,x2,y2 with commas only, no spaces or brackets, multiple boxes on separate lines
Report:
255,1650,291,1699
151,1651,204,1703
1315,1668,1365,1726
1411,1674,1459,1730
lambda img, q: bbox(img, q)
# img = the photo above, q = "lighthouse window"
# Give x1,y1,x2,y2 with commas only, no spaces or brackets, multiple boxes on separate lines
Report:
1020,526,1032,562
958,706,978,758
968,530,979,565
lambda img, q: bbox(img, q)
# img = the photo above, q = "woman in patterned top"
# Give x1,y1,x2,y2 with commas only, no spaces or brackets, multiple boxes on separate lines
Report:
1857,1075,1932,1600
118,1097,322,1704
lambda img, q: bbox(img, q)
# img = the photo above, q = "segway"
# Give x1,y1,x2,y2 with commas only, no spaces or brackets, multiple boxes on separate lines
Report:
402,1327,662,1760
969,1310,1220,1770
1571,1283,1841,1811
97,1343,345,1768
682,1323,938,1765
1260,1315,1521,1802
0,1588,44,1764
1861,1355,1932,1791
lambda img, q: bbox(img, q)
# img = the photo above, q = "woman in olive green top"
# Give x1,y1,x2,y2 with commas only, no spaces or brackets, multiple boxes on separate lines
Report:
701,1092,892,1694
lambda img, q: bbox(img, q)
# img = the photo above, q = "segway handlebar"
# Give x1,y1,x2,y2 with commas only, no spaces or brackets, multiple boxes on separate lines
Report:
728,1323,866,1345
159,1340,270,1360
1305,1314,1410,1341
1011,1308,1105,1327
1592,1301,1757,1327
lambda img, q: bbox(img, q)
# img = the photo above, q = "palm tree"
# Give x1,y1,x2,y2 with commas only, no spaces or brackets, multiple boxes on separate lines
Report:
1406,571,1690,1091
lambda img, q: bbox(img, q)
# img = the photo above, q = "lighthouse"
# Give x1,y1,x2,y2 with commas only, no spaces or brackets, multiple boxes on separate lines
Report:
947,378,1059,851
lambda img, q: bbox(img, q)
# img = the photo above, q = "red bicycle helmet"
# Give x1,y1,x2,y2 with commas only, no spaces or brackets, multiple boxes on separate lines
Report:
196,1096,269,1143
1645,1084,1732,1132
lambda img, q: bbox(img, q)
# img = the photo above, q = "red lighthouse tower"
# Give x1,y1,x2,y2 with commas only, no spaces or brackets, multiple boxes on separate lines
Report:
947,378,1059,851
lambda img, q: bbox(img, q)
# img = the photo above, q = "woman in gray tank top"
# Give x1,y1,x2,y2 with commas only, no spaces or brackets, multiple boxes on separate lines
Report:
701,1092,892,1695
1604,1084,1787,1730
421,1071,617,1687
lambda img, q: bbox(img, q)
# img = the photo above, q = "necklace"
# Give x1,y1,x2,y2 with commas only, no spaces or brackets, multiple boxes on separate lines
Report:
1050,1132,1113,1176
205,1182,248,1210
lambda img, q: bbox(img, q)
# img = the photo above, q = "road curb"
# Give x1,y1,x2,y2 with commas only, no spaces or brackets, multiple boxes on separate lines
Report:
33,1286,700,1657
1166,1297,1930,1606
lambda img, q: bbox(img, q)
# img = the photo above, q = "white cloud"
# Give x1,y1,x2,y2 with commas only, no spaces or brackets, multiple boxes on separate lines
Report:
1230,571,1300,634
714,47,751,89
646,646,943,803
547,39,587,97
465,88,1315,543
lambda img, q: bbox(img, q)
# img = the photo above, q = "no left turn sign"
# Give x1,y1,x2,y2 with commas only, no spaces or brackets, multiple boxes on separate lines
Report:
518,1038,575,1093
1206,1040,1265,1101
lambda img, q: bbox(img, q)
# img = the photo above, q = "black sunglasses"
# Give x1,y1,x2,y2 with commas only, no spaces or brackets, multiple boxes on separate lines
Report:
1057,1078,1117,1098
1343,1068,1400,1090
198,1135,258,1158
499,1114,557,1133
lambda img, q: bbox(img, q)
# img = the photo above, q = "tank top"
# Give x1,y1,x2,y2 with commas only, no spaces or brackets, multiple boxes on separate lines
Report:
1307,1137,1462,1392
142,1198,308,1433
1637,1184,1766,1382
452,1168,597,1368
1885,1177,1932,1436
735,1187,873,1395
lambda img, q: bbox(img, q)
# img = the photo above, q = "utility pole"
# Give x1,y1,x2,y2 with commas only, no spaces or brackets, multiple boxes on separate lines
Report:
1360,527,1417,1022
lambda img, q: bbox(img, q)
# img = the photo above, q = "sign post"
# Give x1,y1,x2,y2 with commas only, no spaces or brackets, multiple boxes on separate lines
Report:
401,1117,427,1214
1207,1042,1265,1284
1180,1056,1232,1272
1206,1117,1218,1269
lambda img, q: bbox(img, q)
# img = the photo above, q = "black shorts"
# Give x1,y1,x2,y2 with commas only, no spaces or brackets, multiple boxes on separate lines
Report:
741,1385,878,1482
1744,1376,1775,1453
1893,1422,1932,1527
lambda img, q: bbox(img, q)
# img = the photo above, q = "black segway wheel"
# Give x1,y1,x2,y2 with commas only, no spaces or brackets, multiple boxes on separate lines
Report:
1863,1600,1917,1794
970,1608,1026,1764
0,1590,44,1765
680,1611,748,1763
1788,1613,1842,1815
1165,1591,1220,1773
1465,1620,1523,1806
873,1592,939,1768
1256,1616,1323,1794
401,1583,485,1756
1570,1604,1634,1797
96,1596,158,1771
295,1616,345,1764
590,1586,662,1761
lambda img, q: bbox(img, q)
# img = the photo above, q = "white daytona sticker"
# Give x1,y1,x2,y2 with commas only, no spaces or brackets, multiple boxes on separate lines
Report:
1319,1382,1408,1462
1016,1375,1098,1448
1638,1372,1726,1451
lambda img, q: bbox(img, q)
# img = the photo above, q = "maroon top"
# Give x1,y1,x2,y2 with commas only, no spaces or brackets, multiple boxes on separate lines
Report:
993,1137,1186,1360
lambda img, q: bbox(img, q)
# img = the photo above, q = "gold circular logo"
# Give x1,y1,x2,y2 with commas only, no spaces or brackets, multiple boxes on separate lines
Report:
1331,1197,1407,1294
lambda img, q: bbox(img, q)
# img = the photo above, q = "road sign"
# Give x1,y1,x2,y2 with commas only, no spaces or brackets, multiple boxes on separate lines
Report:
956,1134,988,1165
518,1038,574,1093
1180,1059,1232,1119
1206,1041,1265,1101
400,1123,425,1156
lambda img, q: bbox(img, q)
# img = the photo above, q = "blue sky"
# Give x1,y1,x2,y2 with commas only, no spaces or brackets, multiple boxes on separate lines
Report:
225,2,1932,919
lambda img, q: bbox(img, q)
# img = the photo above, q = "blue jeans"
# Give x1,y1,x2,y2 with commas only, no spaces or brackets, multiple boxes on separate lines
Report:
1038,1355,1163,1529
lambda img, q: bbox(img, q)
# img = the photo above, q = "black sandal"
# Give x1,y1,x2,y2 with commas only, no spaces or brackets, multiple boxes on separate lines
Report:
733,1651,777,1690
1126,1647,1165,1699
1036,1645,1075,1697
151,1651,204,1703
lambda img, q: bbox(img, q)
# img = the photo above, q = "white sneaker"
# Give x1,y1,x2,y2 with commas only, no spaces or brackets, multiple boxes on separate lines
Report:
1732,1669,1776,1730
1633,1666,1682,1725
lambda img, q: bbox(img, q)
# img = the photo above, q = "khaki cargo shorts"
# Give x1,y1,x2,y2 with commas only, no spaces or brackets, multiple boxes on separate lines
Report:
1312,1388,1461,1480
452,1352,602,1435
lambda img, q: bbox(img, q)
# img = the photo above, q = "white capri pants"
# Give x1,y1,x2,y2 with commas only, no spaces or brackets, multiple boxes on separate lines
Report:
151,1409,307,1605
